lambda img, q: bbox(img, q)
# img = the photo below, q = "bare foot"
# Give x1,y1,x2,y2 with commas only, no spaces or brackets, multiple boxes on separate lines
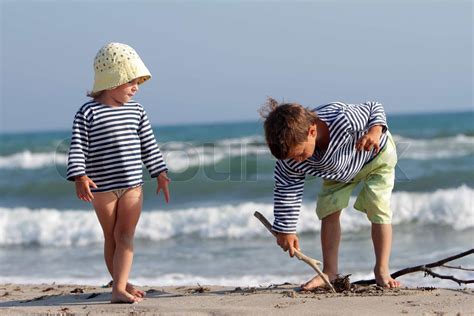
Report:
111,290,142,304
126,283,146,298
375,269,401,288
300,272,336,291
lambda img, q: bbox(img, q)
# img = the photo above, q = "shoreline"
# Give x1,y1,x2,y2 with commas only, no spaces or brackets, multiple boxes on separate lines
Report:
1,283,472,315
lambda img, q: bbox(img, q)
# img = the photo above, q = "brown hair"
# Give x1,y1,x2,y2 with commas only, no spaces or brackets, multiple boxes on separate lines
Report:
86,90,104,99
259,97,318,160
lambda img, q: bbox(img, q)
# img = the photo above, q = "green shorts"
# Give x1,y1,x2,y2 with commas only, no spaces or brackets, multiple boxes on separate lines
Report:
316,132,397,224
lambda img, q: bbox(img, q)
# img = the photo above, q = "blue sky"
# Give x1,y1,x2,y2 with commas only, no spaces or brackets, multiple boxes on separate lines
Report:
1,0,472,132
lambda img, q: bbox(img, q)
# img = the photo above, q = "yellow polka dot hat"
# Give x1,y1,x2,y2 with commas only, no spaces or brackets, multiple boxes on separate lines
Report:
90,42,151,96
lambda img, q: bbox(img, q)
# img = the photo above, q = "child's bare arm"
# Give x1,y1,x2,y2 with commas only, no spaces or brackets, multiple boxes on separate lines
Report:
356,125,384,153
74,175,97,202
276,232,300,257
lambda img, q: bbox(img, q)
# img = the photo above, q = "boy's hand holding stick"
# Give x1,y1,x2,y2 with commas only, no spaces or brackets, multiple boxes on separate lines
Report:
254,211,336,293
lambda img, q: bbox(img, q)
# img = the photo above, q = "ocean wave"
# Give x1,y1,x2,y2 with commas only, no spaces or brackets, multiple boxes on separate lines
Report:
0,151,67,169
0,134,472,170
1,271,471,288
0,135,269,171
143,135,268,172
393,134,474,160
0,186,472,247
0,274,305,287
136,270,473,288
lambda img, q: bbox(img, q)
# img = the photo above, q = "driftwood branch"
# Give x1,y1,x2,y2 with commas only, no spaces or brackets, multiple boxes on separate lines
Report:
441,264,474,272
253,211,336,293
354,248,474,286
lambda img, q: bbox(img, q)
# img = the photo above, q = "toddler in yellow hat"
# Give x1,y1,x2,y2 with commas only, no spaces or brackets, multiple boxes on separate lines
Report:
66,42,170,303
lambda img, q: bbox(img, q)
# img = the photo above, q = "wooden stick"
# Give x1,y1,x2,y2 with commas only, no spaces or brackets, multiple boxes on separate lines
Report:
441,264,474,272
254,211,336,293
353,248,474,285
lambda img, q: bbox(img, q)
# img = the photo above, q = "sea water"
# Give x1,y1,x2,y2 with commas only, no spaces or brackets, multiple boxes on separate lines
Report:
0,111,473,288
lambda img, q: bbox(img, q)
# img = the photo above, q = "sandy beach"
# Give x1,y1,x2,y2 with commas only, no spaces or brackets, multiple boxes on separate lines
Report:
0,283,472,315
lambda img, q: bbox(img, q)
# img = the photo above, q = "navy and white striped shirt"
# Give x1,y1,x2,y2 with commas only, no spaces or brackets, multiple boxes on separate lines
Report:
67,100,168,192
273,102,388,233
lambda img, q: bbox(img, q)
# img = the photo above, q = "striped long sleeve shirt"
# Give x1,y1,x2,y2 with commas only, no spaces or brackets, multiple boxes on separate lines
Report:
273,101,388,233
66,100,168,192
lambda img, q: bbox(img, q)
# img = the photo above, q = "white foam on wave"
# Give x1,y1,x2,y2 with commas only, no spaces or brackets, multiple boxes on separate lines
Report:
132,273,306,287
1,134,472,170
391,185,474,229
1,271,471,288
0,186,472,247
0,136,269,171
394,134,474,160
0,150,67,169
162,144,268,172
148,135,268,172
0,207,103,246
0,273,339,287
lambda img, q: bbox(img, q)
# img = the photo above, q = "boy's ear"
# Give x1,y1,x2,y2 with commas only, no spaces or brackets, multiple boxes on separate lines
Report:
308,124,317,137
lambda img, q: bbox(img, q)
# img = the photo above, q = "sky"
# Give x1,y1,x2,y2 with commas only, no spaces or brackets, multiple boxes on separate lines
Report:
0,0,472,133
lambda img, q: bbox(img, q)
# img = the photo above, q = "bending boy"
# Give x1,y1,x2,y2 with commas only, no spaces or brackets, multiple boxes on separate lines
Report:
261,98,400,289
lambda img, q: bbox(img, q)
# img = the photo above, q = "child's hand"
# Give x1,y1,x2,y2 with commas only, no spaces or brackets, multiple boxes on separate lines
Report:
276,232,300,257
156,172,170,203
74,175,97,202
355,125,383,153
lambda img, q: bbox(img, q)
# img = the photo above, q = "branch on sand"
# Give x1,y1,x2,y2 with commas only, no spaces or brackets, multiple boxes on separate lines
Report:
354,248,474,286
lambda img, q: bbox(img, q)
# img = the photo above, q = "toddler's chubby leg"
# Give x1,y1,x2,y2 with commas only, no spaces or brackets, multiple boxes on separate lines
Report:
111,186,143,303
92,192,119,287
372,223,400,288
301,210,341,291
93,190,145,302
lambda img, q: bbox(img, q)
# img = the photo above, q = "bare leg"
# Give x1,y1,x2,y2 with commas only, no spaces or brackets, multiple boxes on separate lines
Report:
92,191,118,282
301,210,341,290
111,187,143,303
92,191,145,300
371,223,400,288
